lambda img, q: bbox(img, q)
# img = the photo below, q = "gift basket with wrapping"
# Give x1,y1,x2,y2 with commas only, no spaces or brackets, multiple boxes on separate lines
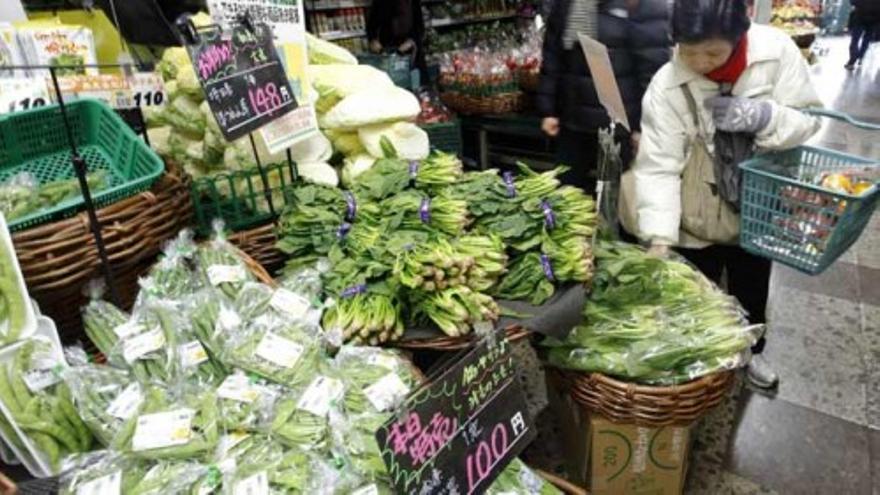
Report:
438,48,525,115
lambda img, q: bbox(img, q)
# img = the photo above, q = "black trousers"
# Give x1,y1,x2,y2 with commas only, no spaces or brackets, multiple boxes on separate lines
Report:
676,244,771,353
556,128,599,192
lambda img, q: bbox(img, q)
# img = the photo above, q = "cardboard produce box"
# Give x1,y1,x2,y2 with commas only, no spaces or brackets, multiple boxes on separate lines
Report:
548,373,693,495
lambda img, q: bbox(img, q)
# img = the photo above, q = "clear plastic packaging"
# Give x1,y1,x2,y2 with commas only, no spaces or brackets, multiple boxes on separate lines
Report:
485,458,562,495
81,282,130,358
216,370,281,434
63,363,141,447
270,372,343,452
106,301,180,384
135,229,201,306
196,223,255,300
58,450,147,495
334,346,421,417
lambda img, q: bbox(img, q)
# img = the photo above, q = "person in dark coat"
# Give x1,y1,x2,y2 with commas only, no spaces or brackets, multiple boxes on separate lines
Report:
366,0,427,80
537,0,671,190
846,0,880,69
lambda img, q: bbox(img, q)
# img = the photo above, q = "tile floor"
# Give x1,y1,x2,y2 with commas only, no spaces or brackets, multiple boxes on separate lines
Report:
524,36,880,494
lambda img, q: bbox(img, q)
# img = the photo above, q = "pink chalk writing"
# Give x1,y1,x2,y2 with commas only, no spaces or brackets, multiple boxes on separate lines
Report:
386,411,459,467
465,422,510,494
198,41,233,81
248,82,284,115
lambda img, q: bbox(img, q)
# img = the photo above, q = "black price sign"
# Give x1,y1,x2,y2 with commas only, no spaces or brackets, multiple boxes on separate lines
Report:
183,20,297,141
375,331,535,495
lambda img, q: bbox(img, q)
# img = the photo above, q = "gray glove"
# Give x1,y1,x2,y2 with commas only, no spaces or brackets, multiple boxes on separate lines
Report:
705,96,772,133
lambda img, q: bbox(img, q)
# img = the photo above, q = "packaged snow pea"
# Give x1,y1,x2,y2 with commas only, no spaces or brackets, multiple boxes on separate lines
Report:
196,224,255,300
485,458,562,495
186,289,234,372
112,384,219,461
0,336,92,472
215,371,281,434
107,302,180,384
0,215,33,345
58,450,148,495
63,364,142,447
127,460,211,495
136,230,201,305
220,313,323,389
334,346,420,417
270,373,344,452
330,412,390,483
81,284,130,358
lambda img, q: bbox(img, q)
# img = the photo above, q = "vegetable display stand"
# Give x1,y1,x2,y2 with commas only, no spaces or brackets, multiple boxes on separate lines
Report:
11,165,192,340
422,120,463,156
394,323,531,351
739,145,879,275
552,368,736,427
190,161,298,236
0,98,164,232
227,222,285,276
440,91,525,116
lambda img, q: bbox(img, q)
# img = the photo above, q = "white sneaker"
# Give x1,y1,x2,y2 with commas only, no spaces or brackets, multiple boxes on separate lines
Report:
747,355,779,390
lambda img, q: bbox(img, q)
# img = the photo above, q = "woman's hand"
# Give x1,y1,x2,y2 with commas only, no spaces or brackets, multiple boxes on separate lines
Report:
705,96,772,133
647,242,671,258
398,39,415,53
541,117,560,137
630,131,642,155
369,39,383,53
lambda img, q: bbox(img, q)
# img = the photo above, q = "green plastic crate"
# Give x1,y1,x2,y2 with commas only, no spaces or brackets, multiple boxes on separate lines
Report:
190,161,298,235
357,53,414,90
422,120,462,155
0,98,164,232
739,146,879,275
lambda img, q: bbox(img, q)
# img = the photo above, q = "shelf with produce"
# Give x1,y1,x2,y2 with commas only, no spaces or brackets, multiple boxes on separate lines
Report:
319,30,367,41
430,13,519,28
305,0,371,11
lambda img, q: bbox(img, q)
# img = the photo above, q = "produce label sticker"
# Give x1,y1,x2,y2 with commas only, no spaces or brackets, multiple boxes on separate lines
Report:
255,332,303,368
128,72,167,108
233,470,269,495
216,432,250,458
207,264,248,286
0,78,51,115
364,373,411,413
270,288,310,319
180,340,210,368
122,328,166,363
217,306,243,333
218,374,260,403
54,74,133,109
218,456,237,474
351,485,380,495
76,470,122,495
367,354,400,371
132,408,195,451
113,321,145,340
23,366,62,393
296,375,344,417
259,106,319,155
106,383,144,420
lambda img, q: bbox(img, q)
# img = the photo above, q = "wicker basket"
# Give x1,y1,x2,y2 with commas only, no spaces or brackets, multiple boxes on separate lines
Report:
440,91,525,116
12,165,193,341
554,368,736,427
394,324,532,351
228,222,285,276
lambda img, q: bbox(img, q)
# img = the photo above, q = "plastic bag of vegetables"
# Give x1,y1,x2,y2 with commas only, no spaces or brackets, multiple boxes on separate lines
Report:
0,337,91,472
220,312,324,389
485,458,562,495
127,460,210,495
196,227,256,300
334,346,420,417
58,450,147,495
111,384,219,460
63,364,142,447
106,302,180,384
215,370,282,433
270,372,343,452
82,285,130,358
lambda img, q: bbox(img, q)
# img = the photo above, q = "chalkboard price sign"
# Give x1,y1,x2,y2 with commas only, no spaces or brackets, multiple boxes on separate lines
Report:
184,21,297,141
375,331,535,495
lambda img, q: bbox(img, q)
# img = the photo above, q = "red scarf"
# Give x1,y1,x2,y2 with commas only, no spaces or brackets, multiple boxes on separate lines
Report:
706,35,749,84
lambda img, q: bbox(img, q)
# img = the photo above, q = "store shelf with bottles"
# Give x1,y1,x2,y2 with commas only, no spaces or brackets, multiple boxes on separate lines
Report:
308,5,368,41
304,0,371,11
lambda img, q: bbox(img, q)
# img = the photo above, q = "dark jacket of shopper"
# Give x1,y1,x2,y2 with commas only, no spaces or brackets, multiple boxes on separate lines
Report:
366,0,425,49
851,0,880,26
537,0,671,132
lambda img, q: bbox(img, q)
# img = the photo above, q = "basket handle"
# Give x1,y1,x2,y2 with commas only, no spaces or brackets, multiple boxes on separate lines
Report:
804,108,880,131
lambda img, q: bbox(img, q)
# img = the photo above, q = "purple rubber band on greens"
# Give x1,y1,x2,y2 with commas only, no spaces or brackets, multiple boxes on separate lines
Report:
341,284,367,298
336,222,352,239
540,253,556,281
502,171,517,197
408,161,419,179
541,200,557,229
419,197,431,224
344,191,357,221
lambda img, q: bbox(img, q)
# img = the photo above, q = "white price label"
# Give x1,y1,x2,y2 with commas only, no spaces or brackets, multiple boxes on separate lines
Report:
113,321,145,339
218,374,261,403
367,353,400,371
106,383,143,420
233,471,269,495
217,306,242,333
180,340,209,368
255,332,304,369
23,367,61,392
122,328,166,363
364,373,411,412
0,78,51,115
270,289,310,319
207,265,247,286
216,432,250,459
76,470,121,495
296,375,343,417
132,408,194,451
129,72,167,108
351,485,380,495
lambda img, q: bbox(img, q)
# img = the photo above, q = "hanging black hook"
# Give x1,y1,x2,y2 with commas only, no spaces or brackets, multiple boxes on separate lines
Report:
175,13,200,45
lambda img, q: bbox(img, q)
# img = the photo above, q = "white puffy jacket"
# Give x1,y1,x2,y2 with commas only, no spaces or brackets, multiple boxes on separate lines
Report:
633,24,822,245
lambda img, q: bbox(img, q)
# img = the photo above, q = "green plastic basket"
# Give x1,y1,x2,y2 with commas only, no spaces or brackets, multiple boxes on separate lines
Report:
190,161,298,236
739,146,879,275
422,120,462,155
357,53,414,90
0,98,165,232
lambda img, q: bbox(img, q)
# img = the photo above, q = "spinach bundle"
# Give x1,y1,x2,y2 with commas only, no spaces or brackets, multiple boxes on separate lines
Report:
352,152,463,201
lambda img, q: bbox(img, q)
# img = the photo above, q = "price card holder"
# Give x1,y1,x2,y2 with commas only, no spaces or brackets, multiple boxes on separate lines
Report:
181,16,298,142
375,329,535,495
578,34,630,132
0,78,51,115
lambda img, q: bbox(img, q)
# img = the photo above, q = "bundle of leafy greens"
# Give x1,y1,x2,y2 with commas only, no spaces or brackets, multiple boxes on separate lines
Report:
543,241,763,384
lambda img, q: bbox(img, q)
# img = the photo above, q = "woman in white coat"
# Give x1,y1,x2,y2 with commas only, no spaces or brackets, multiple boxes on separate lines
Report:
628,0,822,388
